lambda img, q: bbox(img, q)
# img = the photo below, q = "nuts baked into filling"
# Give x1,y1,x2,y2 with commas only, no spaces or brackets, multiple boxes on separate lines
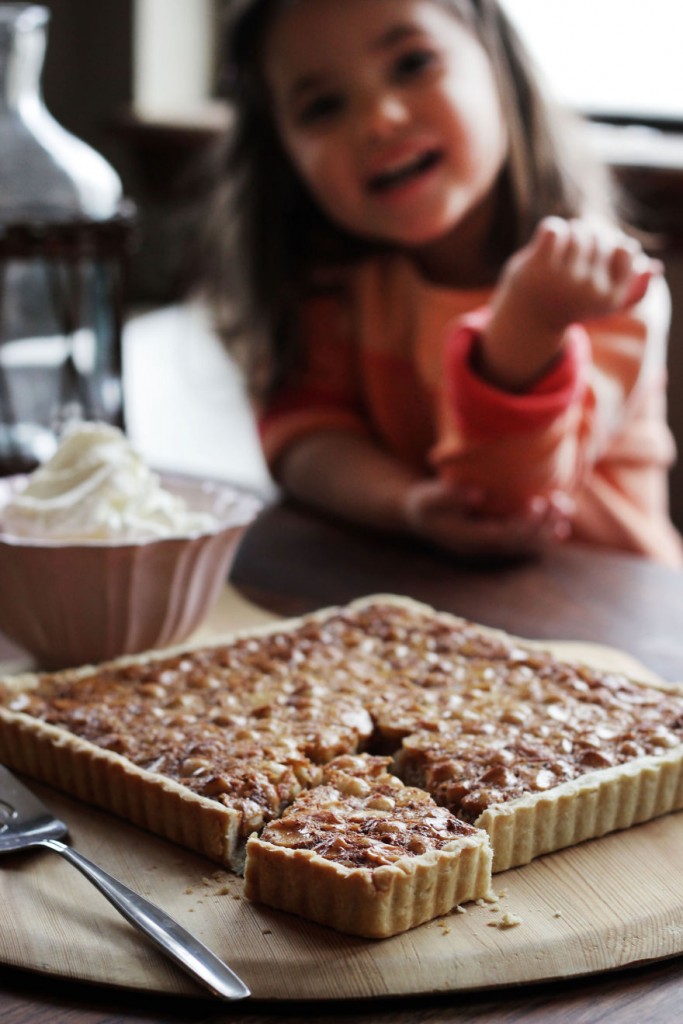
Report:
256,753,479,865
244,754,492,937
395,657,683,823
1,595,683,933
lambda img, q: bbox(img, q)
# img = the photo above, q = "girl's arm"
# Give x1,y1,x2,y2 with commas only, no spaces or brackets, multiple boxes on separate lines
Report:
262,273,572,558
277,430,419,534
277,429,570,558
433,218,680,563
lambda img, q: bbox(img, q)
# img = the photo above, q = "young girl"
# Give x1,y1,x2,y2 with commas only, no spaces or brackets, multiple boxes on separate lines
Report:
203,0,682,567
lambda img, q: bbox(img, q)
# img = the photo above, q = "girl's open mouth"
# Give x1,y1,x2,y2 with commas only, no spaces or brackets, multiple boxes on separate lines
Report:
367,150,441,193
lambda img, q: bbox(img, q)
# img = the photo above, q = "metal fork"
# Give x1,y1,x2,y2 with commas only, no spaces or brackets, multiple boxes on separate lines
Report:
0,764,250,1000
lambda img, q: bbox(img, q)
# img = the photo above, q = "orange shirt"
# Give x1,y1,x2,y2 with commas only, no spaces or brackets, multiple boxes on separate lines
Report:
259,254,682,567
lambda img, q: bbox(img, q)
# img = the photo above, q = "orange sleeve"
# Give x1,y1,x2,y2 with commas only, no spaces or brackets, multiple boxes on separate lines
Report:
442,310,589,438
431,310,590,513
258,291,371,475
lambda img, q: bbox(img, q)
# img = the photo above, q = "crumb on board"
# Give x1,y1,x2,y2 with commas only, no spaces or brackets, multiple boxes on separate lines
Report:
487,912,523,929
197,871,235,896
455,905,467,914
475,891,499,906
553,910,563,918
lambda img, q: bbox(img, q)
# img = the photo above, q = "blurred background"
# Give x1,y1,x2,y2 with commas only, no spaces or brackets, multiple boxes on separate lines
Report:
29,0,683,520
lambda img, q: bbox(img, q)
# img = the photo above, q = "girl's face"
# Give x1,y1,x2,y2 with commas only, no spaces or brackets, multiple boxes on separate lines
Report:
264,0,508,257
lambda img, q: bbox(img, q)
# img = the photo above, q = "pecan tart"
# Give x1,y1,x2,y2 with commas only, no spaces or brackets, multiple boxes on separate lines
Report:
1,595,682,935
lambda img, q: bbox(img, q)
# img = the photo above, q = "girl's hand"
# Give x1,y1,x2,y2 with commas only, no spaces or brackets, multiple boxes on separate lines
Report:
479,217,662,391
402,478,573,560
503,217,660,327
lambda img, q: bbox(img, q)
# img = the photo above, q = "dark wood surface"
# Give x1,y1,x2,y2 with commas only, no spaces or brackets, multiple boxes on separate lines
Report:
2,498,683,1023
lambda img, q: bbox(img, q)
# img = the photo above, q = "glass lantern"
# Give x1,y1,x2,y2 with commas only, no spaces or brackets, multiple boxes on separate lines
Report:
0,3,135,475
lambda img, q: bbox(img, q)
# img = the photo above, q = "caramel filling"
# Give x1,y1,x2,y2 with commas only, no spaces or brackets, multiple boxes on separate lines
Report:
259,755,477,868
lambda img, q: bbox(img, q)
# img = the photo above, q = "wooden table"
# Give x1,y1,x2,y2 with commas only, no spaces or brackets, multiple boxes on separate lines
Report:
2,498,683,1024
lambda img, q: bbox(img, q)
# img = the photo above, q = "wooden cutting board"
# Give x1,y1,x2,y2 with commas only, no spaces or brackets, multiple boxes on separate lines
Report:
2,588,682,1002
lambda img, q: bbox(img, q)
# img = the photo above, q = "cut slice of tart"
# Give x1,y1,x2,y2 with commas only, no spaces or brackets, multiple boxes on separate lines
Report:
243,753,493,937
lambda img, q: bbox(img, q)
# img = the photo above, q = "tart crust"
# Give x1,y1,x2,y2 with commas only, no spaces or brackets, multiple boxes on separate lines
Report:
0,706,244,866
479,749,683,872
397,737,683,872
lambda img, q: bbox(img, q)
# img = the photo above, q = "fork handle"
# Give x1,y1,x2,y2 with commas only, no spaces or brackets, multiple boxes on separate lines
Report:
39,838,250,1001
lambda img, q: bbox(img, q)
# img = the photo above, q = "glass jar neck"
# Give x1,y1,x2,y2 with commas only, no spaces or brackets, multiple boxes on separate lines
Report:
0,6,49,113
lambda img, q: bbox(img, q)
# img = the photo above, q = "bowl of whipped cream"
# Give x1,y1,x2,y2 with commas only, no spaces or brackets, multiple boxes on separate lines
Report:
0,422,263,669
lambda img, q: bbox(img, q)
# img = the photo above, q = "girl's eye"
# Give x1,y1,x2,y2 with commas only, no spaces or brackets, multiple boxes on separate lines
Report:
297,93,344,126
393,48,437,81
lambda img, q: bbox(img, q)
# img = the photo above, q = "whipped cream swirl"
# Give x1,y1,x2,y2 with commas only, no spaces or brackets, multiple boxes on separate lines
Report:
1,423,218,541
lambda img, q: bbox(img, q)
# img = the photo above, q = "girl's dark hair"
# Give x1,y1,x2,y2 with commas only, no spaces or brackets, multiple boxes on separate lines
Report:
199,0,618,399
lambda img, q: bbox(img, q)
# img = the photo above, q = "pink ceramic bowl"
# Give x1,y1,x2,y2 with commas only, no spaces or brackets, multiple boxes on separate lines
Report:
0,473,262,670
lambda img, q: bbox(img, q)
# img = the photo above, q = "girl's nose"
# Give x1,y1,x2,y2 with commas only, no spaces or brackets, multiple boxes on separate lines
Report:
359,91,410,139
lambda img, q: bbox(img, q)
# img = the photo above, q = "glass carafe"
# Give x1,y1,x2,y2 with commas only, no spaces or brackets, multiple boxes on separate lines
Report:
0,3,134,475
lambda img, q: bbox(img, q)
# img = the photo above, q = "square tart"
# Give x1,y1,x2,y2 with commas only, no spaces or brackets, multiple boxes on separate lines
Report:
2,594,683,935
